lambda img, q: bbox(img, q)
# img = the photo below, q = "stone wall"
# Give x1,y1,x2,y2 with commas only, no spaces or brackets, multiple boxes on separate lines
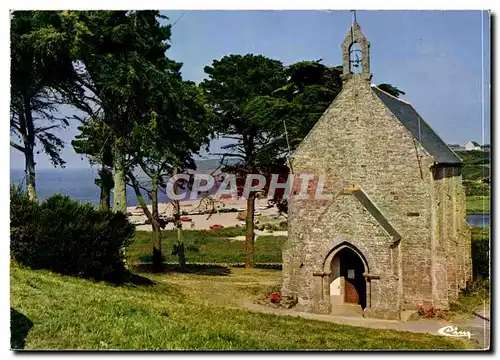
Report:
284,193,400,315
431,165,472,306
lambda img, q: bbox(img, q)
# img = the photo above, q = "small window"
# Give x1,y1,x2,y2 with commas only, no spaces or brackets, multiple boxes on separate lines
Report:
347,269,355,279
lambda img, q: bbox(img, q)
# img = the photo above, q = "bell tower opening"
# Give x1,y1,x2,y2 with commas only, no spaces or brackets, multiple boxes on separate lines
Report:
341,19,372,80
349,42,363,73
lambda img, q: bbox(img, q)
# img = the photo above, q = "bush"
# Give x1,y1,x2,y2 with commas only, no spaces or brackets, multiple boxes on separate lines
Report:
471,239,489,280
463,180,489,196
10,188,135,281
471,227,489,241
462,165,490,182
455,150,490,166
449,278,489,315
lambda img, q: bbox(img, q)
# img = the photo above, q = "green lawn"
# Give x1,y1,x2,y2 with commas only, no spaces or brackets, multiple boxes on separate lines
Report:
127,228,285,265
10,266,467,350
466,196,490,215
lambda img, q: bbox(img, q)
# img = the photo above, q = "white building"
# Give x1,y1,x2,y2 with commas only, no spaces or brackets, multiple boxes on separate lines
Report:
465,141,481,151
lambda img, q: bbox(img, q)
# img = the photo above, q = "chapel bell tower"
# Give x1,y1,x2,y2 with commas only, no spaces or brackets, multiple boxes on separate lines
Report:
341,19,373,82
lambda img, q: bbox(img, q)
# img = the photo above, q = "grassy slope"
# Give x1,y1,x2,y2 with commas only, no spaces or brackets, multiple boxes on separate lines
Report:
445,227,490,320
449,280,490,318
10,266,466,350
127,228,285,265
455,150,490,182
455,150,490,215
466,196,490,215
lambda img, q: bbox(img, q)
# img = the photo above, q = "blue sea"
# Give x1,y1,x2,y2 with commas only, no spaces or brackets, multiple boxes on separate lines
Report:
10,159,230,206
10,167,187,206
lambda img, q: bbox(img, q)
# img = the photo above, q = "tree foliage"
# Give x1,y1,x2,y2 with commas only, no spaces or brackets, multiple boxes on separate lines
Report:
201,54,289,267
273,60,342,149
72,118,114,210
66,11,216,268
127,77,214,269
10,11,85,200
250,60,344,212
202,54,287,171
61,10,177,212
377,83,406,98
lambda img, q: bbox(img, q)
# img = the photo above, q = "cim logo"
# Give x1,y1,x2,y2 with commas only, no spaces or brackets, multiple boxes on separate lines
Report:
437,326,473,340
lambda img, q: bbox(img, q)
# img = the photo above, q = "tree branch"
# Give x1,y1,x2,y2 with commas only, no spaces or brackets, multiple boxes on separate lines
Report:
35,124,60,134
127,171,155,223
138,161,155,179
10,141,26,153
211,152,246,159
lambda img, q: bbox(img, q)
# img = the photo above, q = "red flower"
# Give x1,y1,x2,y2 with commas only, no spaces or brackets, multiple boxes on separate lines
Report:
270,292,281,303
418,304,439,318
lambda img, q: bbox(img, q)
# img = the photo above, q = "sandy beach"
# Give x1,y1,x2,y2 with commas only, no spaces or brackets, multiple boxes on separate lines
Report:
127,197,283,231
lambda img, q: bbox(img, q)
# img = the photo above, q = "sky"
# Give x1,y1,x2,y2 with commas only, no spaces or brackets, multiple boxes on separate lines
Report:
10,10,491,170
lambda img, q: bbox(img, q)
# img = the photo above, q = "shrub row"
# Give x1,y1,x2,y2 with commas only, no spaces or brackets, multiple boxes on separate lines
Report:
463,180,489,196
472,238,489,280
10,187,135,281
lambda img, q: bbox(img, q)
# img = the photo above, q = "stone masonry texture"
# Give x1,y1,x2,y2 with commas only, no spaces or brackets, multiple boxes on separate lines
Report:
281,23,471,319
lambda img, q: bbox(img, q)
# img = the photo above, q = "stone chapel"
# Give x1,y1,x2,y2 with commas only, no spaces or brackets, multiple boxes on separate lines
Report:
282,22,472,319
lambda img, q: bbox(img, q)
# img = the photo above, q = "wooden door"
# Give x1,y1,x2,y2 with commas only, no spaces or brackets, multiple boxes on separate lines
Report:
337,248,367,308
344,279,360,304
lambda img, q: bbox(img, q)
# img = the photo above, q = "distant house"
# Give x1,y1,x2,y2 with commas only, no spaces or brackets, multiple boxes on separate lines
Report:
481,144,491,153
465,141,481,151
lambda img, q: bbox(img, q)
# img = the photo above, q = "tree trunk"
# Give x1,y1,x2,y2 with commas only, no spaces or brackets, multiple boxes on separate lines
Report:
173,167,186,268
25,146,36,202
98,167,113,212
128,171,163,271
245,192,256,268
242,134,257,268
151,220,162,271
21,95,37,202
151,174,163,270
112,143,127,213
99,187,110,211
174,199,186,268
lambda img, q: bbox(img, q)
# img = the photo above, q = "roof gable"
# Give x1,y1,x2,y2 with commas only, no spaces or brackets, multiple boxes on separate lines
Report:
343,186,402,241
312,185,402,242
372,86,461,165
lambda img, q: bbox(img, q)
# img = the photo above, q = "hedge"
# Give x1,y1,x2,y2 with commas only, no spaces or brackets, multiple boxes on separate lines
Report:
10,188,135,281
472,239,490,280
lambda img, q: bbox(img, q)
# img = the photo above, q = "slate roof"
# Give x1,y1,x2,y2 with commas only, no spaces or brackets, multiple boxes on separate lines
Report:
469,141,481,146
371,86,462,165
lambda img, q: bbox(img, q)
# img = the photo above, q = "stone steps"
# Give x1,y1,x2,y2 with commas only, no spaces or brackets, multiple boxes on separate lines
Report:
330,303,364,317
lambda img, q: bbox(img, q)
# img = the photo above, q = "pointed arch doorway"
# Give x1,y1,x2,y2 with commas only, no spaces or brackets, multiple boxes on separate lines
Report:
328,245,368,310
